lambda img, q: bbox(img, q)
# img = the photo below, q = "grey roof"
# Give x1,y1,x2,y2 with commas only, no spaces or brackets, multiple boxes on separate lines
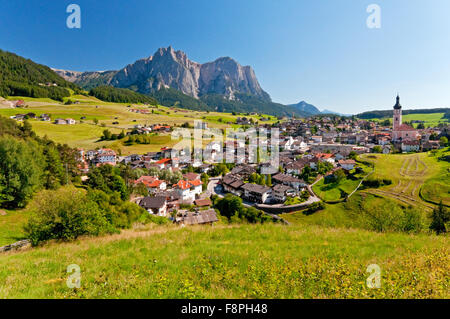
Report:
177,209,218,225
241,183,271,194
273,173,305,184
272,184,294,193
139,196,167,209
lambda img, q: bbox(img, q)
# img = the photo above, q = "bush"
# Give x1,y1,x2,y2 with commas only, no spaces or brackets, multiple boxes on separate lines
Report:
214,194,274,224
303,202,325,216
25,187,116,246
362,178,392,188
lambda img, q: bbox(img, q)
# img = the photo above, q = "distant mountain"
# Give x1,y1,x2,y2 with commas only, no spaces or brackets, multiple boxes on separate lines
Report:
54,46,313,117
287,101,321,115
321,109,351,116
0,50,81,101
55,47,270,101
53,69,116,90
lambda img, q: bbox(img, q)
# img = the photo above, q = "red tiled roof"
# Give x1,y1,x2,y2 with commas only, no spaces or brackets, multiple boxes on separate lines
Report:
134,176,166,188
156,158,171,165
194,198,212,207
173,179,203,190
315,153,333,159
395,124,417,132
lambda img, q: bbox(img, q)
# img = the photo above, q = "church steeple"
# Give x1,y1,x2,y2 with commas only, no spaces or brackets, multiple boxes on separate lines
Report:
394,94,402,110
393,94,402,131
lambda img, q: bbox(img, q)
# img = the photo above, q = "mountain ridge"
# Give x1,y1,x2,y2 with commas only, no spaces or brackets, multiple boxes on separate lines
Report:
56,46,271,102
53,46,316,117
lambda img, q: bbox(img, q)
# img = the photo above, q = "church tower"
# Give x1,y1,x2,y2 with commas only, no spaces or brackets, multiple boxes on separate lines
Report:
393,94,402,131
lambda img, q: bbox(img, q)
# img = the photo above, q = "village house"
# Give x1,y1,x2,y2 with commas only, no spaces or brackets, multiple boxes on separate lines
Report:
139,196,168,216
222,175,245,196
259,162,279,175
40,114,51,121
314,153,336,165
272,184,296,203
175,209,218,226
338,159,357,171
92,149,117,166
154,190,182,212
183,172,200,181
401,140,421,153
230,164,257,179
173,179,203,203
134,176,167,193
194,198,212,208
155,158,173,169
54,118,67,125
241,183,272,204
272,173,307,191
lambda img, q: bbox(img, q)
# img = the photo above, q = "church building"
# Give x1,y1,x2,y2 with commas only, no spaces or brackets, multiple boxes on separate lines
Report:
392,95,419,142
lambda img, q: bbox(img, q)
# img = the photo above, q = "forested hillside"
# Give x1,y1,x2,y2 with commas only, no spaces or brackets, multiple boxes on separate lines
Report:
357,108,449,119
89,86,158,105
0,116,80,208
150,88,312,117
0,50,82,101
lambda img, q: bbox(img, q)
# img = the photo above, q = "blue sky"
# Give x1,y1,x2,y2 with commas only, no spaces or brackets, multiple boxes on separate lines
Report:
1,0,449,114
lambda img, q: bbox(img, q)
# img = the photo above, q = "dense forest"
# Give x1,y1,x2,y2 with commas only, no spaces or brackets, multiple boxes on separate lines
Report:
357,108,450,119
0,115,80,208
150,88,312,117
201,93,313,117
150,87,210,111
89,86,158,105
0,50,82,101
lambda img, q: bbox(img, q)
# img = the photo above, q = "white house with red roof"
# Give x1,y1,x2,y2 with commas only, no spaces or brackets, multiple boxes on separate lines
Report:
134,176,167,193
173,179,203,203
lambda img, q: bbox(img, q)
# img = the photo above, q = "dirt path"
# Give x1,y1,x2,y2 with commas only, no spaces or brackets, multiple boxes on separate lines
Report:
368,189,434,210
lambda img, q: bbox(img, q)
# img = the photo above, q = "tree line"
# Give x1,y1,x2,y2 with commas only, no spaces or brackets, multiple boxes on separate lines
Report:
90,86,158,104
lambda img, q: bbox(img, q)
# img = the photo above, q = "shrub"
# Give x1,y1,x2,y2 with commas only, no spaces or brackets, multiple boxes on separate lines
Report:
25,187,115,246
303,202,325,216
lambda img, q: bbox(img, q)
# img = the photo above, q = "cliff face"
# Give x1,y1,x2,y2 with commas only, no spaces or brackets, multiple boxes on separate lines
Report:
56,46,270,101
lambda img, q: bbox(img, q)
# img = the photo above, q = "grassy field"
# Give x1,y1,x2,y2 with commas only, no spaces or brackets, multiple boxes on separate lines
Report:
371,112,448,128
0,95,279,155
312,164,372,202
402,113,448,128
0,210,29,247
0,223,448,299
420,148,450,206
282,192,427,231
359,151,449,208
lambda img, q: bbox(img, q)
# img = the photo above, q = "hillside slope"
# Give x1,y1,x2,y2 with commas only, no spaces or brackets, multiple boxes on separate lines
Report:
0,223,448,298
0,50,81,101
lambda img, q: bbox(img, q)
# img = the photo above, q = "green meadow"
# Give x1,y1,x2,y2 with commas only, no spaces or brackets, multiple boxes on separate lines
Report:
0,95,278,155
0,209,29,247
0,223,448,299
